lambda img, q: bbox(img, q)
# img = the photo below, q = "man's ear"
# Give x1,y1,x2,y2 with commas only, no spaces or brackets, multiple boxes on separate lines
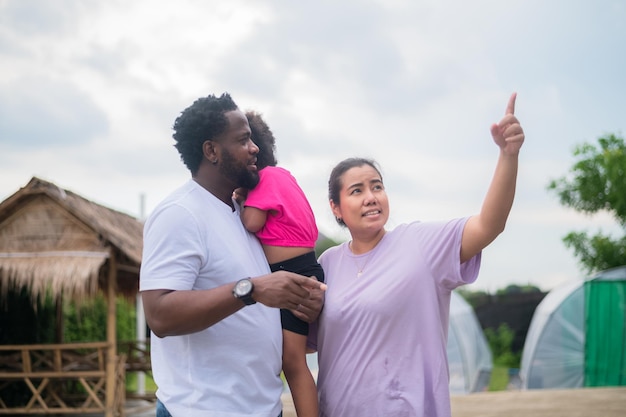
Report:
203,140,219,164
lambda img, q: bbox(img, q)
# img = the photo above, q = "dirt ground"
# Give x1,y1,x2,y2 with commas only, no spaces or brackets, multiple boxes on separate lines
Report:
281,387,626,417
122,387,626,416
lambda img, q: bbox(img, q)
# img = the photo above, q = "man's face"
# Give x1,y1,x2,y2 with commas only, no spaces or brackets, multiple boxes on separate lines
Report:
218,110,260,189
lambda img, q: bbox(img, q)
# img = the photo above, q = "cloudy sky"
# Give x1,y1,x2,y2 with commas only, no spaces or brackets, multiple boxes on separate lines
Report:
1,0,624,293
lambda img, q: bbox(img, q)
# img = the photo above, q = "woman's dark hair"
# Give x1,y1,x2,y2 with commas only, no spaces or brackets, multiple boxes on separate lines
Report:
328,157,382,226
246,111,277,170
172,93,238,174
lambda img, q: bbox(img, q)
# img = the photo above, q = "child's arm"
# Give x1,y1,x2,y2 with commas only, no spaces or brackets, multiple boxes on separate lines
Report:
233,186,268,233
241,205,268,233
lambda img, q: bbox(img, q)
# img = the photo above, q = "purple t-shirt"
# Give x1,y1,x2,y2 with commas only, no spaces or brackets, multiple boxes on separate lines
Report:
308,219,481,417
245,166,318,247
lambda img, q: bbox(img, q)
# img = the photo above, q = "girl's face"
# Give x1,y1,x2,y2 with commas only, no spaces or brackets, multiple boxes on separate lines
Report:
331,164,389,238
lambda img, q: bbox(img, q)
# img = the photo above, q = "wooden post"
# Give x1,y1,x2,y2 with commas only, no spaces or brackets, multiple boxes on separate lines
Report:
136,293,146,395
105,248,118,417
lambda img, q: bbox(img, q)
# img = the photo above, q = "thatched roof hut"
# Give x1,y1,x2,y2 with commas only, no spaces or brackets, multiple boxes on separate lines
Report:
0,176,143,303
0,177,146,416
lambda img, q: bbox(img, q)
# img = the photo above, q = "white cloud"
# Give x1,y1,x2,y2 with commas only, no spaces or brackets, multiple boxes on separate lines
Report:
1,0,625,293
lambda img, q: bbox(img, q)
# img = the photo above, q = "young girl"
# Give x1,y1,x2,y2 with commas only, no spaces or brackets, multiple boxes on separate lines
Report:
236,111,324,417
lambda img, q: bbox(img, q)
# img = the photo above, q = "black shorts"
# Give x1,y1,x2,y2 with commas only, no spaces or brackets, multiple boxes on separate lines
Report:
269,251,325,336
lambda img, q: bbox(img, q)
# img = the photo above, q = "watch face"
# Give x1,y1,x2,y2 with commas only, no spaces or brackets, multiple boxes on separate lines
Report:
235,279,252,296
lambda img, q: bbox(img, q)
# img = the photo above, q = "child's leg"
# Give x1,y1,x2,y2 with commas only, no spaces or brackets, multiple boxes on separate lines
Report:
283,329,318,417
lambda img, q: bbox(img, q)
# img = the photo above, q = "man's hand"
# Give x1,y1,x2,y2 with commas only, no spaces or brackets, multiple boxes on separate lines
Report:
292,284,325,323
251,271,327,311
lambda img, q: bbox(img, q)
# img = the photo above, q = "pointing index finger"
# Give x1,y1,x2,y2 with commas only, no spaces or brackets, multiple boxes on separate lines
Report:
506,92,517,115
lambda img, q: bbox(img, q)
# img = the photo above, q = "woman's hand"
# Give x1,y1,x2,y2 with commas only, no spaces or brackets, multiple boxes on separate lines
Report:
490,92,525,156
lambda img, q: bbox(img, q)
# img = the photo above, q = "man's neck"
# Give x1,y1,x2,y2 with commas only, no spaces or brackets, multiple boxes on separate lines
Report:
192,176,235,210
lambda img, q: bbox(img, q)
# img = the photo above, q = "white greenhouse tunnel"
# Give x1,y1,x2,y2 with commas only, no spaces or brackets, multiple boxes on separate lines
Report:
520,265,626,389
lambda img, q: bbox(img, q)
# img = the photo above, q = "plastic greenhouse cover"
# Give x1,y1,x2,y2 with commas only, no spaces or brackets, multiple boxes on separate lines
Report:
591,265,626,280
521,267,626,390
448,291,493,394
520,279,585,389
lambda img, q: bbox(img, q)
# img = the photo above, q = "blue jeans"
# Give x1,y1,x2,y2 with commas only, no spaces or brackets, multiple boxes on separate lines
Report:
156,400,282,417
156,400,172,417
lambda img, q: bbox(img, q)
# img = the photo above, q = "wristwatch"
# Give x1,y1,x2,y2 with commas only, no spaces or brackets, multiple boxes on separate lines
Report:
233,278,256,305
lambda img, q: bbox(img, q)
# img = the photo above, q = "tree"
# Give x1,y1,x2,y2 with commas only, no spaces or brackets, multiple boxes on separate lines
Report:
547,134,626,274
315,233,340,257
495,284,542,295
63,294,136,342
484,323,520,368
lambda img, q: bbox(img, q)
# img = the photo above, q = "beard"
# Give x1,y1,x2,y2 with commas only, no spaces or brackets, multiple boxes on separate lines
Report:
220,148,259,189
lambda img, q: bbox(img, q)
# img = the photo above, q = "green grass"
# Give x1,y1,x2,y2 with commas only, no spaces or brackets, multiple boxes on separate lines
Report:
126,372,157,393
488,366,510,391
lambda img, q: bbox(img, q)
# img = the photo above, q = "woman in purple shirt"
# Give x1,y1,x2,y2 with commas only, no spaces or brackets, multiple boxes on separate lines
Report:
309,93,525,417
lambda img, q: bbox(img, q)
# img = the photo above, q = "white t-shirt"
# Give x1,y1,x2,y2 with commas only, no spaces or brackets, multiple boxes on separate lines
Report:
308,219,481,417
140,180,283,417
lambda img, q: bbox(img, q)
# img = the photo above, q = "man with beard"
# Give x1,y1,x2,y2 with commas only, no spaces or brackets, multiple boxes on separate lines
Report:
140,93,326,417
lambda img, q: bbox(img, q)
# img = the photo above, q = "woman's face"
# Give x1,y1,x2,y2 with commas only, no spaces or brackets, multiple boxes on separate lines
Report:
331,164,389,237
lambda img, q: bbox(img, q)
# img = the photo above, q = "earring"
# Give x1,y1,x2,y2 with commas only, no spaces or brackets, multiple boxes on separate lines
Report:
211,159,218,165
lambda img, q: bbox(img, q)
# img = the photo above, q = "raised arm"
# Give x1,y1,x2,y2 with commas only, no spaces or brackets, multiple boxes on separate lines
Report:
460,92,525,263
